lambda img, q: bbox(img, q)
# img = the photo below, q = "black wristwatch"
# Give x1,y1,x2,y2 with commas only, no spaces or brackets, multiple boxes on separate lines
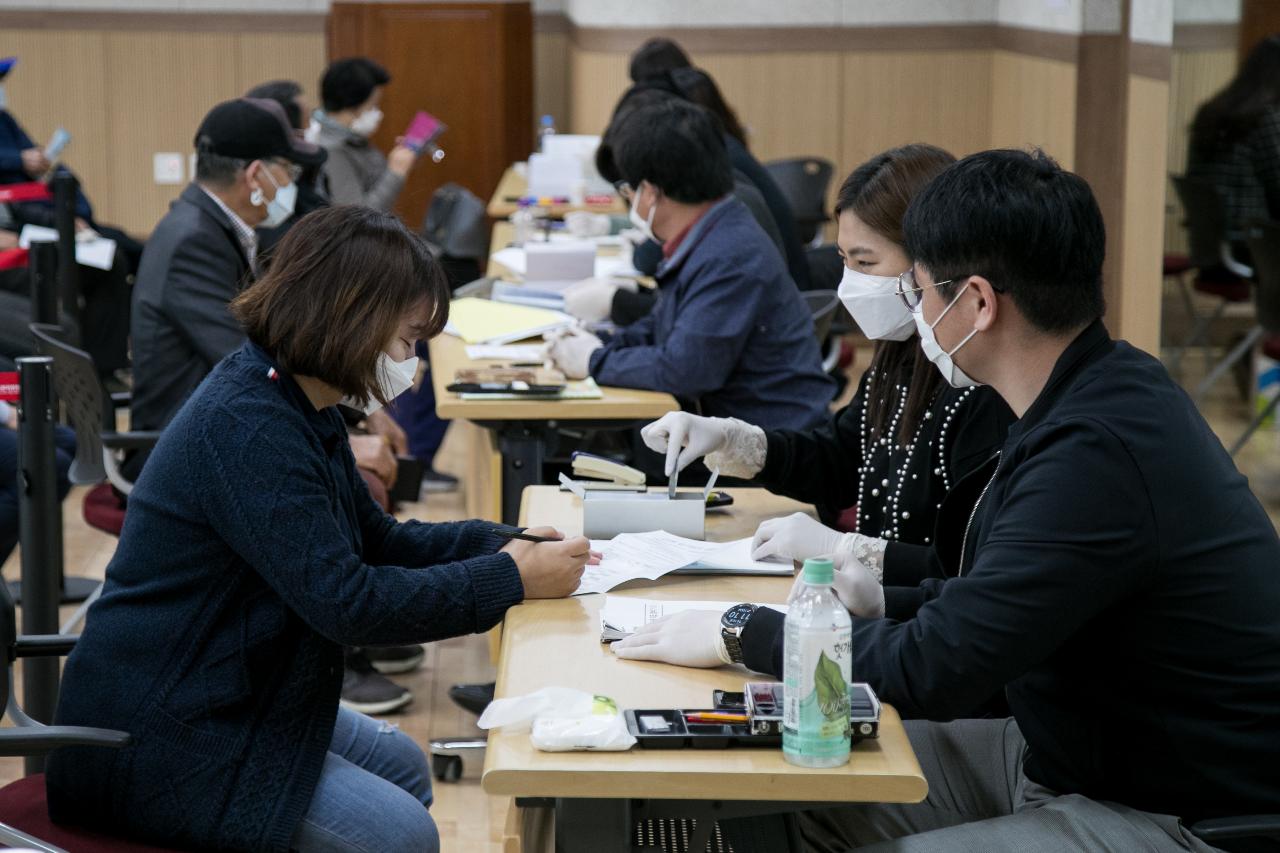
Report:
720,603,758,664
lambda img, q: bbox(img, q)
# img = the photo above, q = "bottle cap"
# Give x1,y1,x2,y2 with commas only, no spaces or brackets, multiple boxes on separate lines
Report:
802,557,834,585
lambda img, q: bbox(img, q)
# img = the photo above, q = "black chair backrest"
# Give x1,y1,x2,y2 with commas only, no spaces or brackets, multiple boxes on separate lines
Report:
802,289,841,345
29,323,107,485
765,157,835,242
1171,174,1233,271
422,182,487,262
1246,220,1280,333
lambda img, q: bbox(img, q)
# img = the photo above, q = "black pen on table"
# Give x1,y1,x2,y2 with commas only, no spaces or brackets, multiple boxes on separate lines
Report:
490,528,559,543
490,528,601,560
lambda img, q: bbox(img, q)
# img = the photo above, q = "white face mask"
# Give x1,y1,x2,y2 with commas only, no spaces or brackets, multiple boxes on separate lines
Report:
351,107,383,138
913,283,981,388
254,166,297,229
837,267,915,341
304,118,321,144
342,352,419,415
628,182,658,244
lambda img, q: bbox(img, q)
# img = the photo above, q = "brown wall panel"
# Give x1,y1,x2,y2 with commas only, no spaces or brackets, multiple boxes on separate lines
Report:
1122,75,1170,355
0,26,325,235
989,51,1077,168
534,30,571,133
839,50,993,168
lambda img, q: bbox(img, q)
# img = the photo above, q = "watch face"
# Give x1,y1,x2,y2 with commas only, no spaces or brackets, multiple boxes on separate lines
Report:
723,603,756,629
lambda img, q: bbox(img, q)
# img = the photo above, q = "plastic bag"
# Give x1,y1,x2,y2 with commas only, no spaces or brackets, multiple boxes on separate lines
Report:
476,686,636,752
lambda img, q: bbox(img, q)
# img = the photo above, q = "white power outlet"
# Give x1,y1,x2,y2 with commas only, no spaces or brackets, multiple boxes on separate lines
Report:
153,152,184,185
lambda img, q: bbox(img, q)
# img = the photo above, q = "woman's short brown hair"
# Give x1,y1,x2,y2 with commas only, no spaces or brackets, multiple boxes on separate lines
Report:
230,205,449,409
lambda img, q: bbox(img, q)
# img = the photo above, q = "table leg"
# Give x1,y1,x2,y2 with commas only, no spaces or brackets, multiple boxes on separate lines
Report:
555,798,631,853
495,424,547,525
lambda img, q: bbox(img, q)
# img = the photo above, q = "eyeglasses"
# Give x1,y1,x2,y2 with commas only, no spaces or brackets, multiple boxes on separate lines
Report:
895,269,1004,312
271,158,304,182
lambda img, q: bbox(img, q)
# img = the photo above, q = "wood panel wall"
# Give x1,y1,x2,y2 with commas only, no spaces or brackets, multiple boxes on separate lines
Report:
1123,75,1171,355
0,26,326,235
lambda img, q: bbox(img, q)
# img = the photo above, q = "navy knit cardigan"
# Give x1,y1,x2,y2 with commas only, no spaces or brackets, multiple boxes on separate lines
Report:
46,342,525,850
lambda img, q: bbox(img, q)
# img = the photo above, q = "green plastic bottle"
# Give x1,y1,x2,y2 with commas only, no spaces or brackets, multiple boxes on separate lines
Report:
783,557,852,767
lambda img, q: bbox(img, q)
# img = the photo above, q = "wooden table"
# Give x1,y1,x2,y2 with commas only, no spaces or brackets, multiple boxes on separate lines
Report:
482,486,928,853
429,231,675,522
487,164,627,220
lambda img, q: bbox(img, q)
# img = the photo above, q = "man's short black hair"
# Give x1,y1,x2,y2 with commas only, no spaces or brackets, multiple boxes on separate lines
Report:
321,58,390,113
629,37,691,83
903,148,1106,333
596,86,677,185
611,98,733,204
247,79,304,130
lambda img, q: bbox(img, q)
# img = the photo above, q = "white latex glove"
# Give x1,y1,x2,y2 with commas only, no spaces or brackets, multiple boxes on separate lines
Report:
562,277,619,323
641,412,731,477
790,551,885,619
611,610,729,669
545,326,603,380
751,512,848,562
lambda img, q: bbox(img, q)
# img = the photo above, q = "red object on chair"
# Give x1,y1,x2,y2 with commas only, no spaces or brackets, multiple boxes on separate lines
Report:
0,248,28,271
1163,253,1193,277
1194,267,1252,302
0,182,53,204
83,482,127,537
0,774,183,852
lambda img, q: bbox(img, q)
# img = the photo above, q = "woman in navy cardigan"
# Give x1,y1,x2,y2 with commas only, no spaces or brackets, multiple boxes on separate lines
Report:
46,205,593,852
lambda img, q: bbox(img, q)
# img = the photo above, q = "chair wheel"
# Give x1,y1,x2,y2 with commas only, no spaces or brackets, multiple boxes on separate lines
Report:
432,753,463,782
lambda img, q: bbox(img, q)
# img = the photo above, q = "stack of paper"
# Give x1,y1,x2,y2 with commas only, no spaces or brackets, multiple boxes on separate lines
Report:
463,344,547,361
573,531,792,596
19,224,116,271
600,597,788,641
443,297,572,345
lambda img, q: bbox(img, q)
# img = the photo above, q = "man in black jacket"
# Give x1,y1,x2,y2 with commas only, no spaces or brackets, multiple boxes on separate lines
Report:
129,98,321,451
615,149,1280,852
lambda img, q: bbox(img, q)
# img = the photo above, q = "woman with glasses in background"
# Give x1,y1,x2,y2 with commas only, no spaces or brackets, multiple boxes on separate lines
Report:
641,144,1016,590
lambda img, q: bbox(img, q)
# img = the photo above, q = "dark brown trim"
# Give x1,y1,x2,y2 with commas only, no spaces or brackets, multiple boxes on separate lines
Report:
1172,22,1238,50
534,10,571,34
0,9,325,33
992,25,1079,62
570,22,1084,60
1129,41,1171,80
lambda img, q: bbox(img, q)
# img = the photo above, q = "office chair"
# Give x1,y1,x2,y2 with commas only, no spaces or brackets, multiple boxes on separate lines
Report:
29,324,159,631
1228,220,1280,455
1168,175,1262,400
0,579,181,852
765,157,835,247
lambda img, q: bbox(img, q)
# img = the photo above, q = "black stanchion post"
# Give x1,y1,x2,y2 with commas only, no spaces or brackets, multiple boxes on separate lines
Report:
28,240,59,327
51,173,80,326
16,356,62,774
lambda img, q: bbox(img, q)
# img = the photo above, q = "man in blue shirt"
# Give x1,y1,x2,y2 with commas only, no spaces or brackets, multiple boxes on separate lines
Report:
546,98,833,435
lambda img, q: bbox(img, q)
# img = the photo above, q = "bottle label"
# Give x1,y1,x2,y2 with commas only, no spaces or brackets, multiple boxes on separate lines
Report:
783,627,852,759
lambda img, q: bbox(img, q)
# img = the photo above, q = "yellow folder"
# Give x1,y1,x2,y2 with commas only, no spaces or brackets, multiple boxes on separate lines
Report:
445,297,572,345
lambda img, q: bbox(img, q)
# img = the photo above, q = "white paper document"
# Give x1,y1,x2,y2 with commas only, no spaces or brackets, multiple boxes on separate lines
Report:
464,344,547,361
489,246,640,281
599,597,788,640
18,224,116,271
573,532,793,596
677,537,794,576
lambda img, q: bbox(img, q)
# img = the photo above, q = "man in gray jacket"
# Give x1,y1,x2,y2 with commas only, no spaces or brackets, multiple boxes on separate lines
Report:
311,57,419,212
129,98,322,447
